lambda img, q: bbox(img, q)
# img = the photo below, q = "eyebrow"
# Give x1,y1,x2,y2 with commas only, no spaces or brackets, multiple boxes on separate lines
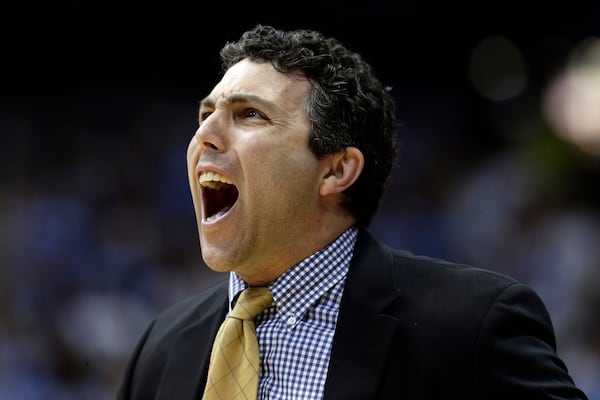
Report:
199,93,285,115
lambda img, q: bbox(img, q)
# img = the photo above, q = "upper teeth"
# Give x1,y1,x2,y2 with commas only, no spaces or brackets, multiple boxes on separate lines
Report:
199,171,233,189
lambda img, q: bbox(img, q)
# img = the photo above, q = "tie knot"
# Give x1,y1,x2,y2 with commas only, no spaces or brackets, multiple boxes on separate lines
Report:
230,287,273,320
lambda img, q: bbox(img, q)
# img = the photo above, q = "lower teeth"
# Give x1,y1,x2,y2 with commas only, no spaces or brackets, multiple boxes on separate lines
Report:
206,206,231,222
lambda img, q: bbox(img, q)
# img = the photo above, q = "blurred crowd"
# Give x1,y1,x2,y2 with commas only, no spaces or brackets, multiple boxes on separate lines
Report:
2,37,600,400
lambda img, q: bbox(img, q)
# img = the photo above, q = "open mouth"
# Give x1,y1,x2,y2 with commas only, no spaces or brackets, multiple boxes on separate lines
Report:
199,171,239,223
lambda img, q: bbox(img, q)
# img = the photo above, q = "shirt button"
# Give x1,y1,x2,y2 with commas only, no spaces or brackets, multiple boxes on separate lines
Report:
286,315,297,325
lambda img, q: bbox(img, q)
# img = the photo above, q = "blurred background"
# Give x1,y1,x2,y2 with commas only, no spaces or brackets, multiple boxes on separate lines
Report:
1,1,600,398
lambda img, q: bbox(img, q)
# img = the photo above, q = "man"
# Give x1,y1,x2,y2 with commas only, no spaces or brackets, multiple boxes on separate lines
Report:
117,24,588,399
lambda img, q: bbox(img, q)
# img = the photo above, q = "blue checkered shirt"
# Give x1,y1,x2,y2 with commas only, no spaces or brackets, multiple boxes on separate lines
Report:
228,227,358,399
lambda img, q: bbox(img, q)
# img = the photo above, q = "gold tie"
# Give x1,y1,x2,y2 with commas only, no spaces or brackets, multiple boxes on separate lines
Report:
203,287,274,400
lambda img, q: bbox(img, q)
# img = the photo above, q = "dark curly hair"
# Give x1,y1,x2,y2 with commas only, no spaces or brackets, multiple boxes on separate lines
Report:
220,24,399,227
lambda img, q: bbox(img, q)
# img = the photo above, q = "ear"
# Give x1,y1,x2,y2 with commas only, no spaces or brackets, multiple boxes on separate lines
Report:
319,147,364,196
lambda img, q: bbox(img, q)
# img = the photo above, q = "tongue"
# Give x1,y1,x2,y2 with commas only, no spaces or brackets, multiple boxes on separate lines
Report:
206,205,231,223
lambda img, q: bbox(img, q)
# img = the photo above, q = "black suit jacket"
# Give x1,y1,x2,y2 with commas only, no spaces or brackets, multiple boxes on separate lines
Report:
117,229,588,399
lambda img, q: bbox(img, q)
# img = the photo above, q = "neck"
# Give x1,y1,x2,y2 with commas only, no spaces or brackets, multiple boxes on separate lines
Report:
238,216,356,286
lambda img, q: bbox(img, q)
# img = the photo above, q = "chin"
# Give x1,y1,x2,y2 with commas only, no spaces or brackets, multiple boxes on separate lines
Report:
202,259,231,274
200,248,234,273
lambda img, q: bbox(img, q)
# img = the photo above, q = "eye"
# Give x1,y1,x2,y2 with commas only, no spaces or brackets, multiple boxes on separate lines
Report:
199,111,213,123
243,108,267,120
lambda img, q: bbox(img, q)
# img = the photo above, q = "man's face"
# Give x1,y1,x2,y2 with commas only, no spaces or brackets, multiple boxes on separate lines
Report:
187,59,330,284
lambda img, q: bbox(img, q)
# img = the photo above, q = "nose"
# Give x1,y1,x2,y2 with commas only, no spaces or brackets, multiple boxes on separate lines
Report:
193,112,228,152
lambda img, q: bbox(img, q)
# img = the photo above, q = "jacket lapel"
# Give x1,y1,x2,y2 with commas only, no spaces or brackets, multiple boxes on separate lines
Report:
324,229,401,399
156,286,228,400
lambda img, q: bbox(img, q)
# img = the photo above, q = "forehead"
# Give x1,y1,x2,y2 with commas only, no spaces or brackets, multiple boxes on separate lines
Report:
207,59,311,110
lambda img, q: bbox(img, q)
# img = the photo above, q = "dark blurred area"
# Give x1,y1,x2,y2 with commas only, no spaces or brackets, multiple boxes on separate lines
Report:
1,2,600,399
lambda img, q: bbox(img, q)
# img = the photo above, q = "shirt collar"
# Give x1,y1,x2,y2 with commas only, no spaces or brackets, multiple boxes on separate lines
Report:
229,227,358,326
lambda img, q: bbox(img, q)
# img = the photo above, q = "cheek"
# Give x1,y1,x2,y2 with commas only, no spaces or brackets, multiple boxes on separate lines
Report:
187,134,199,156
186,139,199,173
269,152,321,197
240,134,319,189
186,140,202,213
